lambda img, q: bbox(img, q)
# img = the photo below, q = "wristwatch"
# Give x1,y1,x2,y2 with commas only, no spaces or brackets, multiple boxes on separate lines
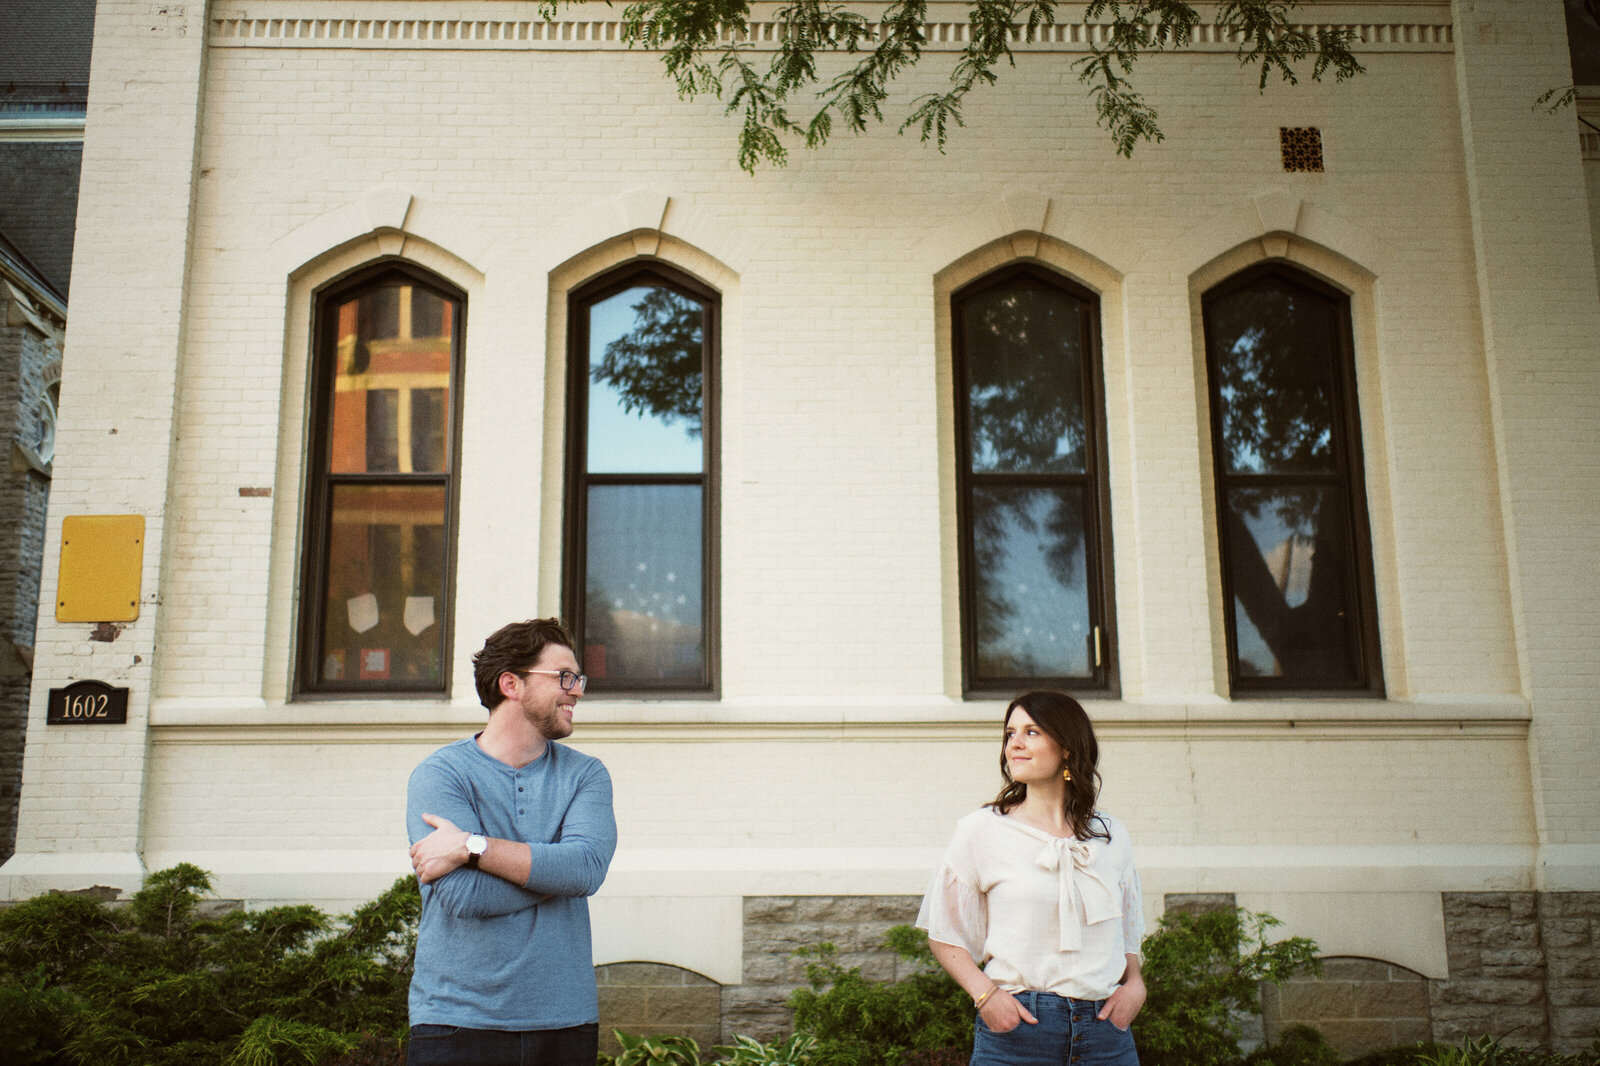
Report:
465,833,488,869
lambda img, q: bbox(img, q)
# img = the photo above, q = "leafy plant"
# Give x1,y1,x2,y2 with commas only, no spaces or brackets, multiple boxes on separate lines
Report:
1418,1037,1600,1066
1341,1047,1448,1066
1242,1023,1340,1066
537,0,1364,171
1135,907,1321,1066
602,1031,705,1065
0,864,419,1066
786,924,969,1066
713,1032,818,1064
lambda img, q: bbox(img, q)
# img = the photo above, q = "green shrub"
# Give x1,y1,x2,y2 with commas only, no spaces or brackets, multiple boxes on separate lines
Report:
1342,1044,1450,1066
1135,907,1321,1066
1418,1037,1600,1066
0,864,419,1066
786,924,970,1066
1241,1023,1341,1066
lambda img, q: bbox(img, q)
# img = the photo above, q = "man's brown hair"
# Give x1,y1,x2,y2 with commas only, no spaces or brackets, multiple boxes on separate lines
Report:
471,618,575,710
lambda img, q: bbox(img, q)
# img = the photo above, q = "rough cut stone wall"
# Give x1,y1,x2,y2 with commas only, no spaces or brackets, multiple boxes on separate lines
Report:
1263,958,1433,1057
1265,891,1600,1055
0,284,59,862
1433,893,1549,1047
595,961,721,1057
1539,893,1600,1053
727,895,921,1044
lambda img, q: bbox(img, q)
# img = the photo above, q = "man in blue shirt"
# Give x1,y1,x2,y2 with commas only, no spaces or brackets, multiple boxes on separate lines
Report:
406,618,617,1066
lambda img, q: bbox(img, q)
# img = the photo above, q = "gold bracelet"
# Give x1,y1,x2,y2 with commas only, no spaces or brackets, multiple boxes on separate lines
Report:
973,986,998,1011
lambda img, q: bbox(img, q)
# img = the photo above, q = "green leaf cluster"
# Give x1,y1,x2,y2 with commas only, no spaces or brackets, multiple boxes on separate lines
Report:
540,0,1363,171
785,925,971,1066
601,1031,708,1065
1127,906,1322,1066
1416,1037,1600,1066
713,1032,818,1064
0,864,420,1066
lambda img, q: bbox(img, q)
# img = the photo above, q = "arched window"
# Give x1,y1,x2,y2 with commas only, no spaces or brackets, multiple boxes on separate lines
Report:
565,263,717,693
952,265,1117,694
1202,264,1382,694
298,262,464,694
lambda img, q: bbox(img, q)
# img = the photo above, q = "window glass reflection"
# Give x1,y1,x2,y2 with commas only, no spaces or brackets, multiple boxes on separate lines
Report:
587,286,704,474
972,486,1091,678
583,484,704,681
963,286,1087,474
330,283,456,475
1225,486,1361,684
319,483,447,686
1207,280,1339,475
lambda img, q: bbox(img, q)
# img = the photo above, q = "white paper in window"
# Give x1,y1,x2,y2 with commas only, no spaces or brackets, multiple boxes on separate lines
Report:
404,596,435,636
347,593,379,634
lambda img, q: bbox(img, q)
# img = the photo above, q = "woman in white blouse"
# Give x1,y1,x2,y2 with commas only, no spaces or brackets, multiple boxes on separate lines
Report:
917,690,1145,1066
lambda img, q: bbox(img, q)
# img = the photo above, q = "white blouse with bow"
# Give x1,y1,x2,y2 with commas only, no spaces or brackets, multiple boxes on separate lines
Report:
917,807,1145,1001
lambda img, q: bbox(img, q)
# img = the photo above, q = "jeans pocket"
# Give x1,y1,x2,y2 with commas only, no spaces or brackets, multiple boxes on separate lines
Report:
409,1024,462,1039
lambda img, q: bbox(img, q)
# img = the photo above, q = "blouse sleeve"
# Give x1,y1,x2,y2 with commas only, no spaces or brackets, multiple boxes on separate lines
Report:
1119,851,1145,961
916,832,988,962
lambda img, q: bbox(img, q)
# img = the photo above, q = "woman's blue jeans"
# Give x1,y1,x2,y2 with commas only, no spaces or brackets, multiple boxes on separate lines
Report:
969,991,1139,1066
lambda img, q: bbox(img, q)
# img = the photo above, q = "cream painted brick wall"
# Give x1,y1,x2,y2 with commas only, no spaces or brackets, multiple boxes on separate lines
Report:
137,730,1533,872
152,40,1521,704
11,0,208,859
11,1,1597,908
1453,0,1600,851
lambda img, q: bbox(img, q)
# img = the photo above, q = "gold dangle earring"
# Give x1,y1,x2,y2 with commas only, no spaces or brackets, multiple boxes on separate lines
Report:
1062,754,1072,783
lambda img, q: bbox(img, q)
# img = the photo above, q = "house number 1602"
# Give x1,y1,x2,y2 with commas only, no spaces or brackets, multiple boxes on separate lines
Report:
47,681,129,725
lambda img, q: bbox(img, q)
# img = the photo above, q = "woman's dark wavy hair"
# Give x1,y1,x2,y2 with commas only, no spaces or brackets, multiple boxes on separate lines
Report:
987,690,1110,842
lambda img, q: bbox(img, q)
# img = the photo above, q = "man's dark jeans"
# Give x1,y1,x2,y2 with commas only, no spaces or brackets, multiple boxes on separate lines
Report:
406,1022,599,1066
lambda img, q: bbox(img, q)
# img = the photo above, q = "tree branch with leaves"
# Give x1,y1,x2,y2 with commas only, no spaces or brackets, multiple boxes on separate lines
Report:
541,0,1364,171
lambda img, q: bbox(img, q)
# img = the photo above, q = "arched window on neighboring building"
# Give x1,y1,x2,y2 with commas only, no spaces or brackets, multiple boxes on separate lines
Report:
298,262,464,695
1201,263,1383,695
565,263,717,694
952,264,1117,694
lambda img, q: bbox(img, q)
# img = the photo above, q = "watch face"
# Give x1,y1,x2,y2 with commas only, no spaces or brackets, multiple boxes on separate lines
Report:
467,834,487,854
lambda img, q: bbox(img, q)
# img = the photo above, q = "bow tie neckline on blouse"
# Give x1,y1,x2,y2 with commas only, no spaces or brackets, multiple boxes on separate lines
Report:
999,813,1123,951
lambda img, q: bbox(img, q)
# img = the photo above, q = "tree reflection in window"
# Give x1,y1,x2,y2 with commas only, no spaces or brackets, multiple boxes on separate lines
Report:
1203,265,1382,693
954,266,1114,691
568,267,716,692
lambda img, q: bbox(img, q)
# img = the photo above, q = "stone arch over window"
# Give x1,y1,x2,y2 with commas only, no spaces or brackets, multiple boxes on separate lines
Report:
935,235,1127,698
595,960,722,1056
1261,956,1433,1058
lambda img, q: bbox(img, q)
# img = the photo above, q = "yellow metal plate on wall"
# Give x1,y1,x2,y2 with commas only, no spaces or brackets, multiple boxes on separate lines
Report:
56,515,145,622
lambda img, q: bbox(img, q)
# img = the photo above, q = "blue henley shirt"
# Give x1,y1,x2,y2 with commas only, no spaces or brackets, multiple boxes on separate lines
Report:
406,735,617,1031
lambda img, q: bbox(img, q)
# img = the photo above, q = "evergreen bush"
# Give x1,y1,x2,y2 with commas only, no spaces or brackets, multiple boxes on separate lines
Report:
0,863,419,1065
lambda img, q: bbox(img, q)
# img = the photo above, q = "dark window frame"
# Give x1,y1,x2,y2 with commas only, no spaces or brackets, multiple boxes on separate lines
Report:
563,261,720,697
296,260,466,698
1201,262,1384,697
951,263,1119,697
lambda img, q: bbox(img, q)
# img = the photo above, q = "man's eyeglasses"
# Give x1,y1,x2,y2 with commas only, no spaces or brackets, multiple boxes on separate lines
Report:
519,669,588,692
